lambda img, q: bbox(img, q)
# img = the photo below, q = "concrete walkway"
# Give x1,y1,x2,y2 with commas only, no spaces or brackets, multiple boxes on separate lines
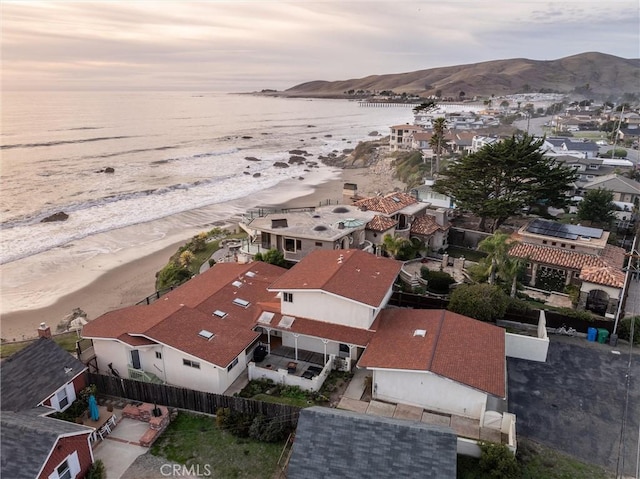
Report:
92,416,149,479
342,367,369,400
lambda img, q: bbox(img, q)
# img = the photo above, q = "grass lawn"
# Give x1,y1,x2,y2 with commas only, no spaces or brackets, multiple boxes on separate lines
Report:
151,412,285,479
457,438,612,479
1,331,79,358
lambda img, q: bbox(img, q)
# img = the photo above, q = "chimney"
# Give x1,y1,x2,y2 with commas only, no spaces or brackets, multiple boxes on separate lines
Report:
38,322,52,339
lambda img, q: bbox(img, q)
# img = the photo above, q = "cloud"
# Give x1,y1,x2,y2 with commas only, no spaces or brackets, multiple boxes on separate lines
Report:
2,0,638,91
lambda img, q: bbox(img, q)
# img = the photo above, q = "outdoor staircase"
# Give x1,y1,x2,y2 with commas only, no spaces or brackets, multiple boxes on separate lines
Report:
127,366,164,384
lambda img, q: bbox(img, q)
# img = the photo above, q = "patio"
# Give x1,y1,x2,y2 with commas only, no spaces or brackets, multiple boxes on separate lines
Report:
254,346,326,379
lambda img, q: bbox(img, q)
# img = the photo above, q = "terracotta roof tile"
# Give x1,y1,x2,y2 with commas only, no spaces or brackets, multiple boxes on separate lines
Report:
268,249,402,307
358,309,505,397
354,192,418,215
508,243,625,271
579,266,626,288
410,215,449,236
366,215,397,232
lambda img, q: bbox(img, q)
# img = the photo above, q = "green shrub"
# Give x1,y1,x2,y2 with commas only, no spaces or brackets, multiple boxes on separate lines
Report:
424,270,455,294
86,460,106,479
479,441,519,479
249,414,288,443
156,262,191,289
448,284,508,322
238,379,274,398
618,316,640,344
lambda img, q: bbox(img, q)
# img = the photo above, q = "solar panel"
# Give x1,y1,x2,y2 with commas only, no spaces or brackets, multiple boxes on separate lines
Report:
526,219,603,240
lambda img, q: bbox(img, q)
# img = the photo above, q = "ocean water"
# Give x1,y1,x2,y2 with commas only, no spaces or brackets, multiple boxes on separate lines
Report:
0,91,412,314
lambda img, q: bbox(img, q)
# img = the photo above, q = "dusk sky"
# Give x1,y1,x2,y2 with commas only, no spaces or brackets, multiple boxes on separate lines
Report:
2,1,639,92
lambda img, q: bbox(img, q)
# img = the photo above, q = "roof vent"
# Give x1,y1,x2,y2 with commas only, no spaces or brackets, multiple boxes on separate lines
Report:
338,222,345,229
413,329,427,337
198,330,215,340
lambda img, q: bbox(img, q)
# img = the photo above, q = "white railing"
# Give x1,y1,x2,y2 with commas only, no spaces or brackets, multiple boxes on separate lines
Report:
248,355,334,392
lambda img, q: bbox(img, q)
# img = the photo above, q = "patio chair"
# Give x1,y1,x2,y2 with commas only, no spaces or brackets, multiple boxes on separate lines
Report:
108,414,117,427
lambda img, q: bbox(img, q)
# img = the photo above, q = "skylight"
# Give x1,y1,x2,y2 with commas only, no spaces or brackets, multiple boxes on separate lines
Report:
198,330,215,340
213,310,227,318
413,329,427,337
233,298,250,308
278,315,296,329
232,280,243,288
246,271,256,278
257,311,275,325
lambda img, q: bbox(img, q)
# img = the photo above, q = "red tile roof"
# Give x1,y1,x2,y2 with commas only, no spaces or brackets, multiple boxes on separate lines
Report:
82,262,287,367
366,215,397,232
358,309,505,397
260,308,374,347
268,249,402,307
579,266,626,288
508,243,625,288
354,192,418,215
410,215,449,236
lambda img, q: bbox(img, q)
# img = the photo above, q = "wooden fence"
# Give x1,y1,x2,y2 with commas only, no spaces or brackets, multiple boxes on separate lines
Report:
88,373,300,429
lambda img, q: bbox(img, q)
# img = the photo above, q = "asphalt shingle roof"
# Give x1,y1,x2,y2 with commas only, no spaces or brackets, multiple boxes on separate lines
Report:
1,337,87,411
1,410,92,479
287,406,457,479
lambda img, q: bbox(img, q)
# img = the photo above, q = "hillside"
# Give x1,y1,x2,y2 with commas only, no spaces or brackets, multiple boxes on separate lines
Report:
282,52,639,98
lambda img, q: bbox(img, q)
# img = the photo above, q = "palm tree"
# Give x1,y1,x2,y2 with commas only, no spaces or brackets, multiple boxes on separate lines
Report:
500,256,527,298
382,234,413,260
478,233,511,285
430,117,447,176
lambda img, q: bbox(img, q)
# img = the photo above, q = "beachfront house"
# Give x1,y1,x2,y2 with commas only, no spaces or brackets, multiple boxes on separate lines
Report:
238,204,377,263
81,261,288,394
389,124,425,151
508,219,626,316
1,334,95,479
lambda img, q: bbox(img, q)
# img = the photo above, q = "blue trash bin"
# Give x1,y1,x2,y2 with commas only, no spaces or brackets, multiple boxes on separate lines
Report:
587,327,597,342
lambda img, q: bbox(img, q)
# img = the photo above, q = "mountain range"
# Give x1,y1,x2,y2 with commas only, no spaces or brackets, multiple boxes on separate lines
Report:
282,52,639,98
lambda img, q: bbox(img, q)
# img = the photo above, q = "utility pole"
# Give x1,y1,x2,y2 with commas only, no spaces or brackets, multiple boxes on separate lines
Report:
614,233,639,337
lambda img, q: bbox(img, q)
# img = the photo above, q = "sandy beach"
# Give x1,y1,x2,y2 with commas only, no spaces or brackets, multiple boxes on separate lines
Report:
0,164,404,341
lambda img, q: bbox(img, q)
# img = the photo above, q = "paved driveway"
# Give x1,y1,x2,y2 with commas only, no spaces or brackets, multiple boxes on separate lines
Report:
508,336,640,475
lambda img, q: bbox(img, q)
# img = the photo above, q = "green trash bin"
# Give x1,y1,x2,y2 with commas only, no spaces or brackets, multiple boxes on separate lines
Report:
597,328,609,344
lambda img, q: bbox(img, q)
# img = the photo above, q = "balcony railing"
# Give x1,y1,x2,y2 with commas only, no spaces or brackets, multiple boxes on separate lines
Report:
127,366,164,384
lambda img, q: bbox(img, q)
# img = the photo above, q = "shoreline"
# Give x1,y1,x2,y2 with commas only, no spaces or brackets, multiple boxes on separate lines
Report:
1,166,404,341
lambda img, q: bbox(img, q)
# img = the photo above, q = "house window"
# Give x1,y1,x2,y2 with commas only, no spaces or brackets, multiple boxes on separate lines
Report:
315,242,322,247
183,359,200,369
574,271,580,278
339,343,350,358
57,388,69,410
551,242,557,246
227,357,239,372
283,292,293,303
570,245,576,249
155,351,162,360
542,240,548,245
57,460,71,479
561,243,566,248
284,238,302,252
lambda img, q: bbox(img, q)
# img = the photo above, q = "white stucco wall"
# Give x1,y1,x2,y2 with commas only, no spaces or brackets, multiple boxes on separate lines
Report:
372,368,488,419
505,333,549,362
280,290,376,329
91,338,246,394
281,333,359,359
